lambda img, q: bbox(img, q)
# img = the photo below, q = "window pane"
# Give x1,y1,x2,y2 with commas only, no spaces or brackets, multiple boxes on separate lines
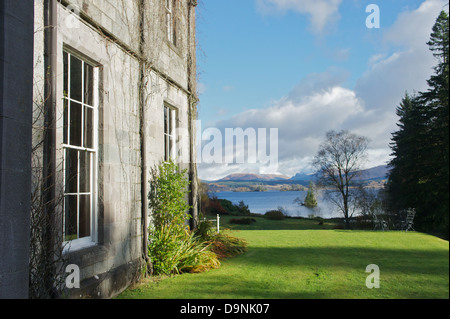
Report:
165,134,170,161
63,99,68,144
84,63,94,106
64,195,78,241
63,51,98,244
84,106,93,149
79,195,91,238
170,109,176,136
79,151,90,193
169,136,173,159
65,149,78,194
70,55,82,102
168,109,173,135
63,52,68,97
172,13,177,46
70,101,82,147
164,107,168,134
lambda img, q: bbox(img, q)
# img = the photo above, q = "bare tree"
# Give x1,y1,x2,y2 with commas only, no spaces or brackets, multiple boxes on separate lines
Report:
29,73,69,298
313,130,369,228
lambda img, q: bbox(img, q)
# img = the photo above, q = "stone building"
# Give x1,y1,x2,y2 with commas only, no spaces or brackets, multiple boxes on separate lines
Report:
1,0,199,299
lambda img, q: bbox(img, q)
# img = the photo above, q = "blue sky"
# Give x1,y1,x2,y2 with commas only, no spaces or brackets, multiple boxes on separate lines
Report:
195,0,449,180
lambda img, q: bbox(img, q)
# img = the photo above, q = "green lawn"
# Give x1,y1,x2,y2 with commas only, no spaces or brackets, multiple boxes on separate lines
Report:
219,214,339,230
117,218,449,299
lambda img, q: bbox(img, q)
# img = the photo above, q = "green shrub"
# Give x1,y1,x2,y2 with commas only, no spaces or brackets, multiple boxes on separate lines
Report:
147,160,219,275
195,221,248,260
208,199,228,215
264,210,285,220
236,201,251,215
148,160,191,231
195,218,215,242
217,198,238,215
149,225,220,275
207,197,252,216
172,231,220,274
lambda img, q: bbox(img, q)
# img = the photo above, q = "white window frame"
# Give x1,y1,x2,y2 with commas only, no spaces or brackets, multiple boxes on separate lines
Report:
62,50,99,251
164,104,177,161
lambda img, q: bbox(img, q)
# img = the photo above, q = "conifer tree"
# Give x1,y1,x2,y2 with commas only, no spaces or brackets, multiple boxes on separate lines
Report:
388,11,449,236
304,181,318,208
422,10,449,234
388,94,429,212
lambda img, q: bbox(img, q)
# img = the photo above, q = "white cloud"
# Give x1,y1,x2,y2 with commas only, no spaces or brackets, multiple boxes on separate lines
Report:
383,0,447,50
197,0,447,180
354,0,447,149
256,0,342,34
197,74,394,180
367,54,385,68
198,72,366,179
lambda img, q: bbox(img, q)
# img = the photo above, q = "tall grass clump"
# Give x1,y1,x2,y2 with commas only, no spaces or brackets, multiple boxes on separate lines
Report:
195,218,248,260
207,231,248,259
147,160,219,275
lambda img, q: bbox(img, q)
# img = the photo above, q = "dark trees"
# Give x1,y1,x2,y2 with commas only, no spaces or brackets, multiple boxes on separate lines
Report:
388,11,449,237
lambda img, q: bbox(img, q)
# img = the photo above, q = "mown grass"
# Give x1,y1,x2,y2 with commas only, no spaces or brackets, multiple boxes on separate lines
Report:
219,214,339,231
117,218,449,299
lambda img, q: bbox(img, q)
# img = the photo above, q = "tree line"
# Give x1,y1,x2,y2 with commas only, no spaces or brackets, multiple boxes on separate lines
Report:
387,11,449,238
312,11,448,237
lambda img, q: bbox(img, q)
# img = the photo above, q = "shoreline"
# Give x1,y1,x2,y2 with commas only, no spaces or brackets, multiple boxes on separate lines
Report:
208,182,386,193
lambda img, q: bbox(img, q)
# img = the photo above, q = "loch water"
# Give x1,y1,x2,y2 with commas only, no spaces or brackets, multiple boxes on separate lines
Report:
214,190,342,218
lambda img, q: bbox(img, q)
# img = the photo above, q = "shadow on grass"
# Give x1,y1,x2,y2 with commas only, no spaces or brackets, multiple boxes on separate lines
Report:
119,240,448,299
171,274,448,299
172,246,448,299
220,216,340,231
235,246,449,274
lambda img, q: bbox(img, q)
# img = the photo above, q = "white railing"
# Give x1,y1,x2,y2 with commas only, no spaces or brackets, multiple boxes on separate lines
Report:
203,214,220,234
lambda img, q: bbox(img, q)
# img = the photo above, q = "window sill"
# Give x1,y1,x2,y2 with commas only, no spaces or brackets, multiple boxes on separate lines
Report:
63,238,98,255
166,40,182,57
63,242,109,269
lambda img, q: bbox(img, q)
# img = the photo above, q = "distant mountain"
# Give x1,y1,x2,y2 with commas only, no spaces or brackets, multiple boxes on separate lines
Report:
290,165,389,182
207,165,389,184
216,173,291,182
290,172,316,182
355,165,390,181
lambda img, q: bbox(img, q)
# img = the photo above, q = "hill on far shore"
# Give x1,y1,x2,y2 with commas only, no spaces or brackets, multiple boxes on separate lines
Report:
202,165,389,192
217,173,291,182
209,165,389,183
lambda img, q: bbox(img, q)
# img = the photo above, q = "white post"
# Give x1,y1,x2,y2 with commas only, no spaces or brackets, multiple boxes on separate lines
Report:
217,214,220,234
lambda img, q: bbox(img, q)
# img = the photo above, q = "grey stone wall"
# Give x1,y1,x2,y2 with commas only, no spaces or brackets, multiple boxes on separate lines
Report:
0,0,34,299
61,0,192,91
57,4,143,298
29,0,198,298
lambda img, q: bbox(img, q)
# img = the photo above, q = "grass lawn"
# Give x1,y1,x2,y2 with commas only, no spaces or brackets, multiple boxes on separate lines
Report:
218,214,340,230
117,217,449,299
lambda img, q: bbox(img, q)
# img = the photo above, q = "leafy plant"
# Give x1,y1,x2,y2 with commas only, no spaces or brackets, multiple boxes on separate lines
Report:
148,160,192,232
147,160,219,275
194,217,215,242
264,210,285,220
